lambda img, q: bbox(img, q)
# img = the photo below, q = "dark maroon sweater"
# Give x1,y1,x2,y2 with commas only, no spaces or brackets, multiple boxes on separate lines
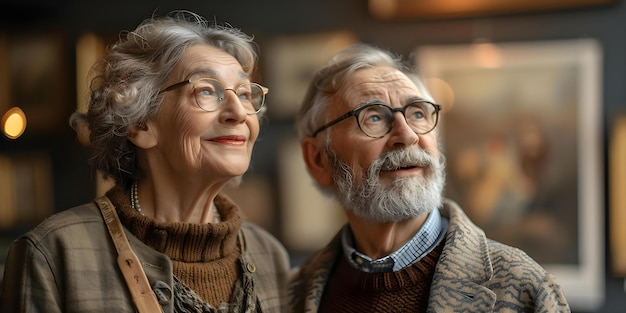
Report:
318,242,444,313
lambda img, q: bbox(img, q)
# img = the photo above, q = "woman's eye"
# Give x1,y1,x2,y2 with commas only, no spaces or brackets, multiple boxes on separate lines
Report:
197,88,216,97
238,92,251,101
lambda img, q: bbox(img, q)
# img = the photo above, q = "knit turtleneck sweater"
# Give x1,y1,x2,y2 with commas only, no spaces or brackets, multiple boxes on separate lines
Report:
106,185,243,308
318,241,444,313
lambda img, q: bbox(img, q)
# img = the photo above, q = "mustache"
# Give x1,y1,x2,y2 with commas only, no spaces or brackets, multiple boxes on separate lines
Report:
375,147,436,172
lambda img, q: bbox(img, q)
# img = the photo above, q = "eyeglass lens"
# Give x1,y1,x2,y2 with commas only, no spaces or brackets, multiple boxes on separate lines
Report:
357,102,438,137
193,78,264,113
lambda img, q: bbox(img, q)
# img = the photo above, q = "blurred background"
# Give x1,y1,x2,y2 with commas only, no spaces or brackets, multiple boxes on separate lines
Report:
1,0,625,312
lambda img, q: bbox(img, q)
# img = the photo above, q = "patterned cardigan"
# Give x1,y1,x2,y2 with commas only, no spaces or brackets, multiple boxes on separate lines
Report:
0,198,290,313
288,199,571,313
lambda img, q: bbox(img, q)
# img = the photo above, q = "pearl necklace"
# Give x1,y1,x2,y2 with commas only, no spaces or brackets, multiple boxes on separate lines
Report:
130,181,221,223
130,181,143,215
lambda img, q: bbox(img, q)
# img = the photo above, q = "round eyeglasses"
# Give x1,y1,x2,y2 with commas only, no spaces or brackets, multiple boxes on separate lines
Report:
160,78,269,114
311,100,442,138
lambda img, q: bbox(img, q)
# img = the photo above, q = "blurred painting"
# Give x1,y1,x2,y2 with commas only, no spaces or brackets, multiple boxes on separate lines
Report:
0,153,54,228
3,32,70,133
416,39,603,311
263,31,358,119
278,136,346,254
442,65,579,265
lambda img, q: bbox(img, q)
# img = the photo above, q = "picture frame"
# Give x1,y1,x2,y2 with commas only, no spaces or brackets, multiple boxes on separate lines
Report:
0,153,54,235
415,39,604,311
610,115,626,277
1,31,70,134
263,31,358,120
75,32,118,197
278,136,346,252
369,0,616,20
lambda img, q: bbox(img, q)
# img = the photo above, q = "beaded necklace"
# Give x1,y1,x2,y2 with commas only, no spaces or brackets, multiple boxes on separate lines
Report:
130,181,221,223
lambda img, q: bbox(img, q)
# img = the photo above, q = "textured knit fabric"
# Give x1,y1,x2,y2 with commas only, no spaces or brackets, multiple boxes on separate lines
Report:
319,241,444,312
172,271,256,313
108,186,242,307
288,199,571,313
0,186,290,313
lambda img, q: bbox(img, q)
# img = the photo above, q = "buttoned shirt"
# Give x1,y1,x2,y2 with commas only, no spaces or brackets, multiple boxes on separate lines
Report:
341,208,449,272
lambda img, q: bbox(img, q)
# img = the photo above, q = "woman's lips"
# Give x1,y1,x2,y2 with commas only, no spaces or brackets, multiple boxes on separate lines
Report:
210,135,246,145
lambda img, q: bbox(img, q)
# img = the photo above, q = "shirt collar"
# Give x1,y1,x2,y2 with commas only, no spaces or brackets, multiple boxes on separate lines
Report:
341,208,448,273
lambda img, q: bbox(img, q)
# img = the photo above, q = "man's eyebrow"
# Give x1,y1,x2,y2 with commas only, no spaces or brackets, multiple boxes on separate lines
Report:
362,96,429,107
405,95,429,104
362,98,386,106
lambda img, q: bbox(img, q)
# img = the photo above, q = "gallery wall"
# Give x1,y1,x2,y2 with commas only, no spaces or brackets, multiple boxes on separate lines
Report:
1,1,625,312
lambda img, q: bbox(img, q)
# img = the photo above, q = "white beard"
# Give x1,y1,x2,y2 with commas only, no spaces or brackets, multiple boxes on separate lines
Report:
328,146,446,222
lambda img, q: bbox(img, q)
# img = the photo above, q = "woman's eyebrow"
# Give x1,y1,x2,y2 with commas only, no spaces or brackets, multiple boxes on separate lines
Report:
186,68,251,81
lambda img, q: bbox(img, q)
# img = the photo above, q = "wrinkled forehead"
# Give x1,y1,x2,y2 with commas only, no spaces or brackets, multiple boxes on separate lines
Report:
334,66,430,109
173,44,248,81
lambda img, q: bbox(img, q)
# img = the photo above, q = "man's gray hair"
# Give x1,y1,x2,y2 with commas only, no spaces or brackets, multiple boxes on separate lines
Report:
295,44,433,141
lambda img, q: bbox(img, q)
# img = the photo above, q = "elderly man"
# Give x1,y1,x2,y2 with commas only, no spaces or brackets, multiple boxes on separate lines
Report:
288,44,570,313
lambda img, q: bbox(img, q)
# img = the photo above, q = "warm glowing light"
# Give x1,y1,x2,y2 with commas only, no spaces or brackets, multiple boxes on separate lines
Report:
369,0,398,19
2,107,27,139
425,78,455,113
471,40,502,68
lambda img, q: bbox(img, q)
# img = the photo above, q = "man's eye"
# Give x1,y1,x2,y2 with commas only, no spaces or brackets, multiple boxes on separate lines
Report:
369,115,382,122
411,111,425,119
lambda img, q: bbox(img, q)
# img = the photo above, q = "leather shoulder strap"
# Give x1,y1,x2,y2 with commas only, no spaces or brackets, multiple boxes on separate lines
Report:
95,196,163,313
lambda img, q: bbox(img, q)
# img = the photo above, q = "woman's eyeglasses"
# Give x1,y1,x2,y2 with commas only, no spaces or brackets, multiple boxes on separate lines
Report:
160,78,268,115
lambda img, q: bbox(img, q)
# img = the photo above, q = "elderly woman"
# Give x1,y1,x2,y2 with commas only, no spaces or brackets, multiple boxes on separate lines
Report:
0,11,289,313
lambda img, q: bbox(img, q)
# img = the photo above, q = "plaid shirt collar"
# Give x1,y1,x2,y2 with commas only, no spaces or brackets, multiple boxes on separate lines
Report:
341,208,448,273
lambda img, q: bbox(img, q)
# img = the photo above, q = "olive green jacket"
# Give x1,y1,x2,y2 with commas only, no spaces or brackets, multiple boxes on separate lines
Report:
0,199,290,313
288,199,571,313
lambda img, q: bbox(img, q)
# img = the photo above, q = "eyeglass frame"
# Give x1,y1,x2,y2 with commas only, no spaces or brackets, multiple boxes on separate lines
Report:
159,77,269,115
311,100,443,138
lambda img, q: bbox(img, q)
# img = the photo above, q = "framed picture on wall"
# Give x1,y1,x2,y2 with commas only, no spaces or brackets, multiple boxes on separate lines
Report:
415,39,604,311
277,136,346,253
1,31,70,134
369,0,617,20
0,153,54,228
263,31,358,120
610,115,626,277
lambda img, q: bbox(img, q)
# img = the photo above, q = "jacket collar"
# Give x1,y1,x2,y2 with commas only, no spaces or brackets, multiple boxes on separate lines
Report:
427,199,497,311
291,199,498,312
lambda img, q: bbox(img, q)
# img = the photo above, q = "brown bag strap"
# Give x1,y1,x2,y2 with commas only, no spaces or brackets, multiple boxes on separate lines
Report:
95,196,163,313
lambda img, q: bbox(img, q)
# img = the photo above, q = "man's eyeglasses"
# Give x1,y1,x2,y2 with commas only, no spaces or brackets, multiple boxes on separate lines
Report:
160,78,269,115
311,100,442,138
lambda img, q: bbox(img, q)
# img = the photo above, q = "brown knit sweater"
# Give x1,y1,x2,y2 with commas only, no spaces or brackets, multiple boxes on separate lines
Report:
318,242,444,313
107,185,243,307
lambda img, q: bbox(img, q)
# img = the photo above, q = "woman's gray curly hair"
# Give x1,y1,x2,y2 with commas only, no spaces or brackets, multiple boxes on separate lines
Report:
70,11,259,187
295,44,433,142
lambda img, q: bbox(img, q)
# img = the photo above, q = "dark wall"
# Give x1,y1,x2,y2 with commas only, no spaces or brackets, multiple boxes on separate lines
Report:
1,1,625,312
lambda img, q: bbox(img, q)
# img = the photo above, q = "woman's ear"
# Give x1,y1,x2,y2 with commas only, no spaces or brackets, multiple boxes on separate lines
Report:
301,137,332,186
128,120,157,149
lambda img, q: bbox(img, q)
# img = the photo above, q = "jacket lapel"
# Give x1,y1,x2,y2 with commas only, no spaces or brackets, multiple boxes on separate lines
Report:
428,201,497,312
301,232,343,312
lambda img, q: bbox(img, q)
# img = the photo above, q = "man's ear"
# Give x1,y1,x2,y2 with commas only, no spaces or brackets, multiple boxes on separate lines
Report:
301,137,332,186
128,120,157,149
